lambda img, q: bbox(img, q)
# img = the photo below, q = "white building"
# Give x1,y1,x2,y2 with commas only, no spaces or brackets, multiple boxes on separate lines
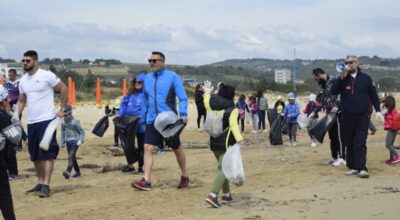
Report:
274,69,292,84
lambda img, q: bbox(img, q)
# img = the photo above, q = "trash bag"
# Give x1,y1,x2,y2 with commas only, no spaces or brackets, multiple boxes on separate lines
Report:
113,116,140,164
297,112,309,129
281,118,288,135
222,144,245,186
92,116,109,137
269,116,284,145
39,118,60,151
309,112,338,143
267,108,278,128
154,111,185,138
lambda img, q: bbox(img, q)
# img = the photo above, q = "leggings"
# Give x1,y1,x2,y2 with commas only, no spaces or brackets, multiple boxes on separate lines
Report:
238,118,245,132
66,141,80,173
0,164,15,220
136,133,145,168
258,110,266,130
288,123,298,142
197,108,206,129
385,129,398,160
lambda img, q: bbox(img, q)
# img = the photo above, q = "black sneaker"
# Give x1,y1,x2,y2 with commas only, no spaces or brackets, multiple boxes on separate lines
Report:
39,185,51,198
63,171,71,179
137,167,144,174
14,145,23,152
26,184,42,194
113,143,119,147
8,174,17,181
122,165,135,173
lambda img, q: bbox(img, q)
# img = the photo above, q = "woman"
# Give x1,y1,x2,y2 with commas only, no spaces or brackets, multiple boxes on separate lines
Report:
195,84,206,132
118,73,146,173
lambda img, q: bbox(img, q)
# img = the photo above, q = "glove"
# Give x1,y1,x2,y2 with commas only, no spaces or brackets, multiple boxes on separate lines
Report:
201,80,213,94
376,112,384,123
77,141,82,146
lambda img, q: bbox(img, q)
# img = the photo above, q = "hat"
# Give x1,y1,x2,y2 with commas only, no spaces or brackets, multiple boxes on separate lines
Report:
63,104,72,115
287,92,295,100
0,85,9,102
154,111,185,138
308,94,316,102
218,85,235,100
135,73,146,82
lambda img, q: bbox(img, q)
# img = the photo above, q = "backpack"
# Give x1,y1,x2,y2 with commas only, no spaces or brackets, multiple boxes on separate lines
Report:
391,110,400,131
204,107,234,138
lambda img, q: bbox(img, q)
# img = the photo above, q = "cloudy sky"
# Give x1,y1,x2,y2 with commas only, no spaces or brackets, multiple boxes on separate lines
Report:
1,0,399,65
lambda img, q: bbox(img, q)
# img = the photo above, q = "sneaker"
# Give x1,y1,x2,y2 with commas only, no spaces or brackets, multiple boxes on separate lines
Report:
310,142,317,147
132,178,152,191
63,171,70,179
38,185,51,198
178,176,189,189
8,174,17,181
370,129,377,135
122,165,135,173
345,169,358,176
72,172,81,178
198,128,204,132
389,156,400,165
14,145,23,152
332,158,346,167
137,167,144,174
324,158,336,165
205,195,221,208
251,130,258,134
292,142,297,147
221,194,233,204
26,184,42,194
358,170,369,178
113,143,119,147
384,158,393,165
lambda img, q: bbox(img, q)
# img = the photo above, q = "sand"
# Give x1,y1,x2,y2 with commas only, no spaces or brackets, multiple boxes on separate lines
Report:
8,103,400,220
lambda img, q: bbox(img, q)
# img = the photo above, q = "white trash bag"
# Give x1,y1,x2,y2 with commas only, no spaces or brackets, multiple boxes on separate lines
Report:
222,143,245,186
39,117,61,151
297,112,309,129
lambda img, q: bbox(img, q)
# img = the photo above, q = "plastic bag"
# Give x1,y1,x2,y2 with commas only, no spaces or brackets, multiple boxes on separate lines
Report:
269,116,284,145
267,108,278,128
204,111,225,138
309,112,338,143
154,111,185,138
113,116,140,164
39,117,60,151
92,116,109,137
222,144,245,186
297,112,309,129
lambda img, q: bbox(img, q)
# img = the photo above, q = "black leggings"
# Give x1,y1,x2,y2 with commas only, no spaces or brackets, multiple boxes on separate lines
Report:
66,142,80,173
197,108,206,129
5,144,18,176
238,118,245,132
0,165,15,220
136,133,145,168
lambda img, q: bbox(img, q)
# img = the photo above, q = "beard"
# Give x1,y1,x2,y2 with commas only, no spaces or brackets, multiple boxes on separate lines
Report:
348,68,356,74
23,65,34,72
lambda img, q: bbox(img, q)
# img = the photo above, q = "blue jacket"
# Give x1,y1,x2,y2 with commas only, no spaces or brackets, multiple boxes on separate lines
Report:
119,91,145,133
330,68,380,117
283,102,300,124
141,68,188,124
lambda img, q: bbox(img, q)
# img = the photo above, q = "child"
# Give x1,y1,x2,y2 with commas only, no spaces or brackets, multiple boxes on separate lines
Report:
202,82,244,208
236,94,250,133
195,84,206,132
382,95,400,164
257,90,268,132
274,95,285,114
283,93,300,146
303,94,318,147
248,95,259,133
61,104,85,179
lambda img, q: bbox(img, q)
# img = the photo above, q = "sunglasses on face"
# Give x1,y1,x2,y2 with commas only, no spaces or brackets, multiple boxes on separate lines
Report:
148,59,163,64
345,61,355,65
21,59,32,63
135,81,143,84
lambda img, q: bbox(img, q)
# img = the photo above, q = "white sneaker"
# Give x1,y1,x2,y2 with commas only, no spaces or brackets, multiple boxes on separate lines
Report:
198,128,204,132
358,170,369,178
251,130,258,134
292,142,297,147
324,158,335,165
332,158,346,167
310,142,317,147
345,169,358,176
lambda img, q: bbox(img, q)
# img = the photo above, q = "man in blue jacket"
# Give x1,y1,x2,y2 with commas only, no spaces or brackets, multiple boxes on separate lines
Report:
132,51,189,191
331,55,382,178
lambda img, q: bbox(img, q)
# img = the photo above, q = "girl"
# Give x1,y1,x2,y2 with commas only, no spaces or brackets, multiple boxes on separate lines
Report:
283,93,300,146
382,95,400,165
61,104,85,179
257,90,268,132
235,94,250,133
248,95,259,133
195,84,206,132
303,94,318,147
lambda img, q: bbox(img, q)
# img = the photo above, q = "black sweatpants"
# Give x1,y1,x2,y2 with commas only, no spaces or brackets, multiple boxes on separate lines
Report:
197,108,206,129
0,153,16,220
328,116,345,160
136,133,145,168
342,113,369,171
5,144,18,176
114,125,119,144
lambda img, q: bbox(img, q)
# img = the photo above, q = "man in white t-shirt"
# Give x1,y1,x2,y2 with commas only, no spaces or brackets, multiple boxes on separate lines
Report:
17,50,68,198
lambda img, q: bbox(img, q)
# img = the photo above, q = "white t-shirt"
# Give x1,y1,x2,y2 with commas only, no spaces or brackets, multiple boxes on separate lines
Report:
19,69,60,124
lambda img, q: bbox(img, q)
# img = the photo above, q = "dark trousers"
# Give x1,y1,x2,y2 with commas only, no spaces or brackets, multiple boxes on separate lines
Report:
197,108,206,129
136,133,145,168
342,113,369,171
0,161,16,220
258,110,266,130
238,118,245,132
66,141,80,173
5,145,18,176
328,116,345,159
114,125,119,144
288,123,297,142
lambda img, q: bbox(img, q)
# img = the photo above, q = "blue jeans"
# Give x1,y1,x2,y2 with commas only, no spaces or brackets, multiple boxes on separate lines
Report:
66,141,80,173
258,110,266,130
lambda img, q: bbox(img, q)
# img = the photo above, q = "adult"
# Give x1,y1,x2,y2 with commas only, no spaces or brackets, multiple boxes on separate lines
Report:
257,90,268,132
17,50,68,197
195,84,206,132
118,73,146,173
132,51,189,191
312,68,346,166
331,55,382,178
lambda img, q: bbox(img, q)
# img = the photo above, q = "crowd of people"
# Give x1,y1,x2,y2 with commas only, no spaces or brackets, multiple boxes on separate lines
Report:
1,51,400,219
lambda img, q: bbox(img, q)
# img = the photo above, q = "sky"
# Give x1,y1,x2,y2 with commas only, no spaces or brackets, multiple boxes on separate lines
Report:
0,0,399,65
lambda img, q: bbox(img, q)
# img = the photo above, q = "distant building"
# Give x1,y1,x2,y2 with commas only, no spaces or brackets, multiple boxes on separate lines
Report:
274,69,292,84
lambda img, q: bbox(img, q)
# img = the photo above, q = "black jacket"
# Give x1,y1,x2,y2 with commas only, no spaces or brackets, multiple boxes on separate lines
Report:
330,68,380,117
195,90,206,111
316,74,341,113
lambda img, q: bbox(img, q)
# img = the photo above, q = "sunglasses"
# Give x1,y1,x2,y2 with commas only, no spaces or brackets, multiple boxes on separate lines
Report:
345,61,355,65
21,59,32,63
135,81,143,84
148,59,163,64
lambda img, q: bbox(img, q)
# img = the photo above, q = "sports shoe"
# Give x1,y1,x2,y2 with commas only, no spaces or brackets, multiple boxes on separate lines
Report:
113,143,119,147
345,169,358,176
122,165,135,173
333,158,346,167
358,170,369,178
178,176,189,189
370,129,377,135
13,145,23,152
292,142,297,147
324,158,336,165
137,167,144,174
221,194,233,204
132,178,151,191
38,185,51,198
205,195,221,208
72,172,81,178
63,171,70,179
8,174,17,181
389,156,400,165
157,148,165,154
310,142,317,147
26,184,42,194
251,130,258,134
384,158,393,165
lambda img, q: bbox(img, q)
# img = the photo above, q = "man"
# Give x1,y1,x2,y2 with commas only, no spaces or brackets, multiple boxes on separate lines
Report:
17,50,68,197
312,68,346,167
132,51,189,191
331,55,382,178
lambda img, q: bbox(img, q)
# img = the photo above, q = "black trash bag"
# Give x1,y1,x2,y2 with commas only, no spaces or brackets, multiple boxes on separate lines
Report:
281,119,288,135
113,116,140,164
269,116,284,145
92,116,109,137
267,108,278,128
309,112,338,143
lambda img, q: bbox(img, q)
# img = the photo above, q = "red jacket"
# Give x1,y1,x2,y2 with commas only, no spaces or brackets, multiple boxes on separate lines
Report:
384,108,398,130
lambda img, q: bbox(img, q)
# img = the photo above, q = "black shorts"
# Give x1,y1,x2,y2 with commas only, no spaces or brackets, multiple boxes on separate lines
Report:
27,119,59,161
144,124,181,150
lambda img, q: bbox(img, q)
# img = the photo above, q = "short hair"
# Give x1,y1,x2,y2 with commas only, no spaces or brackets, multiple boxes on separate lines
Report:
8,69,17,75
346,55,358,61
152,51,165,60
312,68,325,76
257,90,264,98
23,50,38,60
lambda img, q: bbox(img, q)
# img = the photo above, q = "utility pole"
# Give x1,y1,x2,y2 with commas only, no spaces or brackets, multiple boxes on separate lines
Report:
292,48,296,95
